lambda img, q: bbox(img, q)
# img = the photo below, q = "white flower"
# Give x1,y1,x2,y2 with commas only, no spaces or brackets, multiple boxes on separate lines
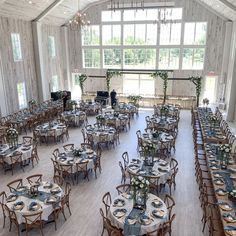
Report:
140,184,144,188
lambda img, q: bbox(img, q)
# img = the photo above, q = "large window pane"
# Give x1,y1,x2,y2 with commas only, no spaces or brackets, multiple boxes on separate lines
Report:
82,25,100,46
182,48,205,69
123,74,155,96
124,48,156,69
51,75,59,92
160,8,182,21
83,49,100,68
102,10,121,22
103,49,121,69
102,25,121,45
124,24,157,45
195,23,207,45
17,82,27,109
184,22,207,45
123,75,139,95
11,33,22,61
159,48,180,69
48,36,56,58
160,23,181,45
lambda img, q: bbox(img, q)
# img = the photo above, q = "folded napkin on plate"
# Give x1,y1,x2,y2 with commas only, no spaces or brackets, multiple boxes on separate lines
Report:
225,226,236,231
15,201,24,206
29,202,38,211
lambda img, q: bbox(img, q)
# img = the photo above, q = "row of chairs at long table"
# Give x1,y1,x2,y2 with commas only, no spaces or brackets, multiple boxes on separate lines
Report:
192,108,226,236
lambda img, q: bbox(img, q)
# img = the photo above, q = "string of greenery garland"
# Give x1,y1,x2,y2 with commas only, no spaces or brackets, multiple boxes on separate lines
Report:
150,71,168,104
77,74,87,95
106,69,122,92
189,76,202,107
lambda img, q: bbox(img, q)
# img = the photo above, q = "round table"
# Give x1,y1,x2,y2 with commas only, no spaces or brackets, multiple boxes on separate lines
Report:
141,132,173,147
0,143,32,164
127,158,171,184
35,122,66,138
62,111,87,126
86,126,116,143
6,182,63,224
56,148,96,173
96,114,129,129
110,193,168,235
150,116,177,131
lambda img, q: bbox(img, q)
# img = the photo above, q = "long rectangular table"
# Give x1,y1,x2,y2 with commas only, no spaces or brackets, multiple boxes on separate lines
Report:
198,108,236,236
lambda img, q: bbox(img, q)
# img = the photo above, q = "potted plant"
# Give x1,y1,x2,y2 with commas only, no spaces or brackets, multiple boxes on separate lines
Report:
127,95,142,107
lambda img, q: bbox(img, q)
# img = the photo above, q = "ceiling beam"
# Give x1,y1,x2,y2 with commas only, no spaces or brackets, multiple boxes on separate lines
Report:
33,0,64,22
195,0,230,21
219,0,236,11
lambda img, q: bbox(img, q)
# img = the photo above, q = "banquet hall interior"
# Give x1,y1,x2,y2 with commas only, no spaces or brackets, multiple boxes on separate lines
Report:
0,0,236,236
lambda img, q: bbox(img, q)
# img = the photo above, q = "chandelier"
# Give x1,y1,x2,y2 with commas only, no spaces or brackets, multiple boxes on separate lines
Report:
68,0,90,30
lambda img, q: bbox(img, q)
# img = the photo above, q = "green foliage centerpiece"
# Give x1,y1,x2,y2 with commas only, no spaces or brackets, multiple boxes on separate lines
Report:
190,76,202,107
228,189,236,202
131,176,149,211
160,105,169,120
208,114,219,135
143,143,155,166
6,128,19,149
96,114,105,125
219,144,232,169
67,100,77,112
105,69,122,92
151,71,169,104
127,95,142,107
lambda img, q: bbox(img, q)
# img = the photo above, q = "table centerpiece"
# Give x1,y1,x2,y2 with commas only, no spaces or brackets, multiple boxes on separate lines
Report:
131,176,149,211
6,128,19,149
219,144,232,169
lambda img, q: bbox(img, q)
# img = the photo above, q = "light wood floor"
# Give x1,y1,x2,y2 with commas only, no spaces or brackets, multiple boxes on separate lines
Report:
0,110,207,236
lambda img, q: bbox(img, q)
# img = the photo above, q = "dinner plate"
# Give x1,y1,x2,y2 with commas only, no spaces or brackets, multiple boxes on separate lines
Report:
45,196,59,204
50,187,61,194
225,226,236,236
152,209,166,218
126,216,137,225
213,173,222,178
113,209,127,218
13,201,25,211
139,215,152,225
6,194,18,202
152,199,163,208
214,179,224,186
16,186,27,192
215,188,227,196
158,168,168,173
219,202,233,211
113,199,125,207
223,214,236,223
28,202,41,211
43,182,53,189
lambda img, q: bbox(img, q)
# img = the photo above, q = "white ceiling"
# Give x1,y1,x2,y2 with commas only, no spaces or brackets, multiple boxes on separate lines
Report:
0,0,235,25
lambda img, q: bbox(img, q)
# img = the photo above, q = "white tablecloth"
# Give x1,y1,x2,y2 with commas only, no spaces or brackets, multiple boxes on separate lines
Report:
0,144,32,164
110,193,168,235
6,182,63,224
127,159,171,184
36,123,65,138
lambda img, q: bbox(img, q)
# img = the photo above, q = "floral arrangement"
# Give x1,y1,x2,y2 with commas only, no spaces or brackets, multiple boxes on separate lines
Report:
127,95,142,106
151,71,169,104
189,76,202,107
6,128,18,138
152,131,161,139
143,143,155,156
73,148,83,156
106,69,122,92
160,105,169,117
96,114,105,121
219,144,232,154
203,98,209,105
208,115,219,128
131,176,149,192
28,99,37,106
113,112,119,118
229,189,236,199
